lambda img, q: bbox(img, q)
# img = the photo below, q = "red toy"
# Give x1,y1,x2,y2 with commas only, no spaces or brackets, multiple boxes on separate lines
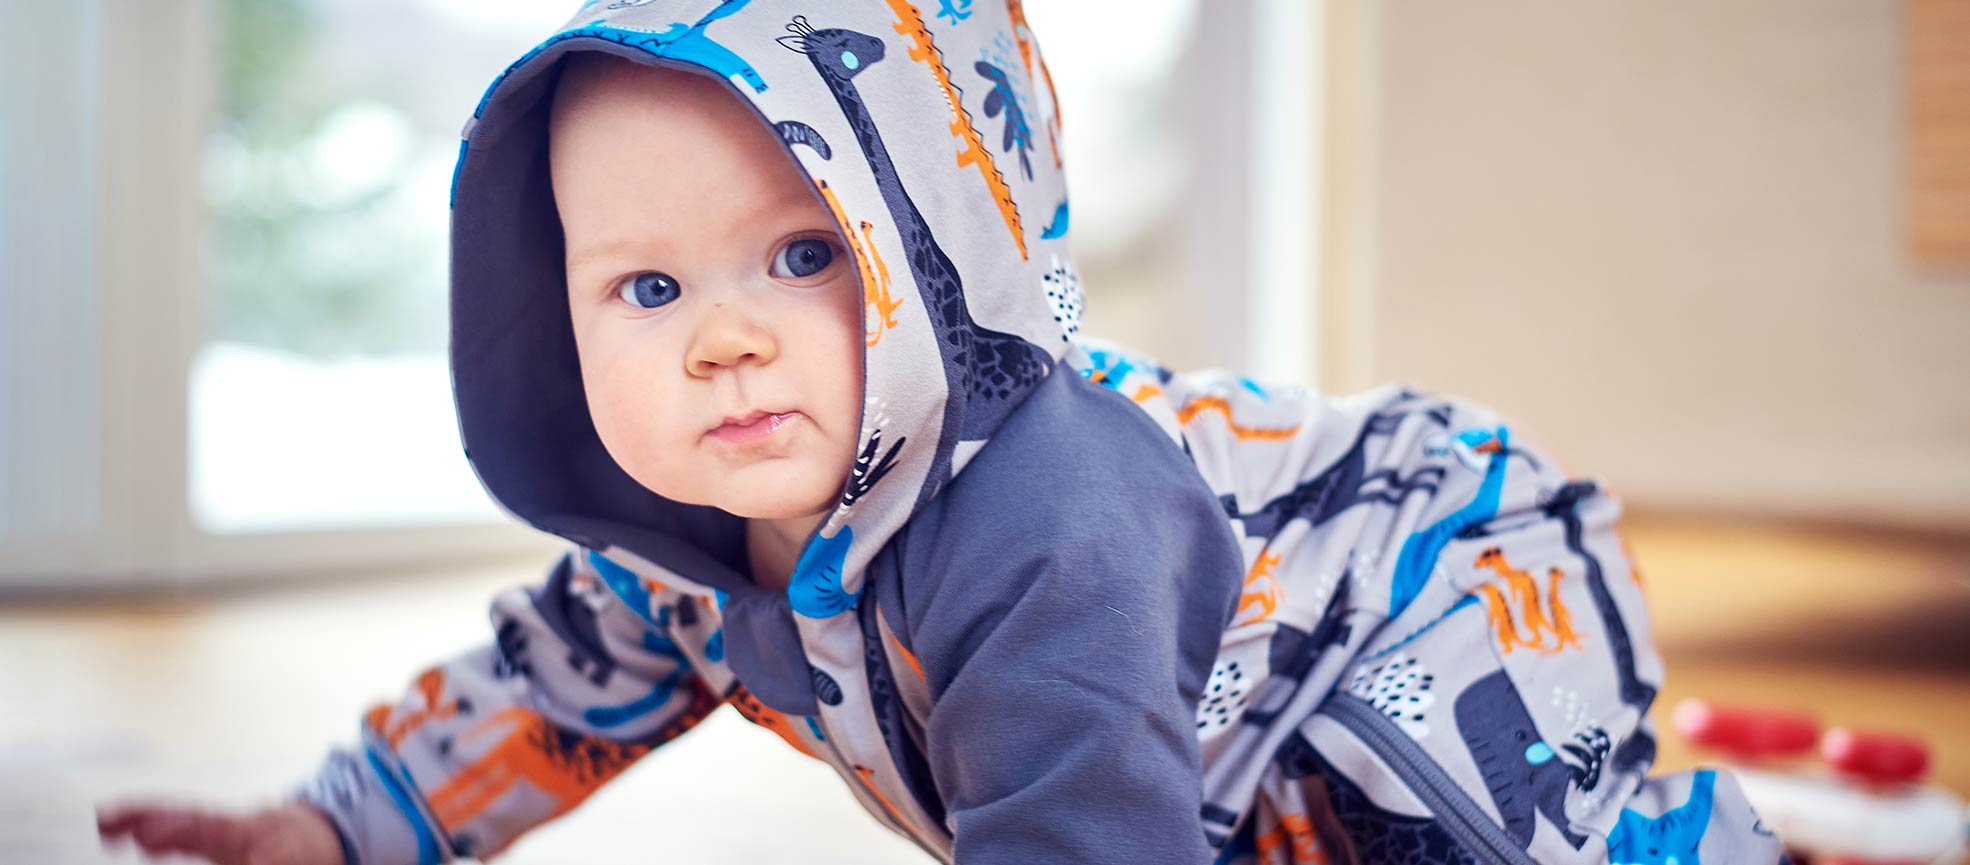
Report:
1671,699,1968,865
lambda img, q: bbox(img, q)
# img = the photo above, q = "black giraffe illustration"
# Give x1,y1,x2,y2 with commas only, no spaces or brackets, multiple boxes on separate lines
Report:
777,16,1052,501
1228,409,1446,542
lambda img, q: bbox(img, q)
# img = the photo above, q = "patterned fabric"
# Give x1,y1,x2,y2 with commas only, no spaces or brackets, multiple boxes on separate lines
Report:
298,2,1787,864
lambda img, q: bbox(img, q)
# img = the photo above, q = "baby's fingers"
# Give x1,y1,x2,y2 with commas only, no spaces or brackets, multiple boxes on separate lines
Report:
98,803,251,864
94,802,170,843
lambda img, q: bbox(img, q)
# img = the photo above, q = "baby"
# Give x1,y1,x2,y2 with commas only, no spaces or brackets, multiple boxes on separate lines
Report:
99,2,1787,864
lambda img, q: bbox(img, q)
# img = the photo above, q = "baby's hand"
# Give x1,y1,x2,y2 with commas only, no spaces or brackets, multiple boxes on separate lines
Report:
96,799,343,865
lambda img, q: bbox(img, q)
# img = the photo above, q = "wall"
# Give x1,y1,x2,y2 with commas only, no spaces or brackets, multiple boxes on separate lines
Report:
1330,0,1970,529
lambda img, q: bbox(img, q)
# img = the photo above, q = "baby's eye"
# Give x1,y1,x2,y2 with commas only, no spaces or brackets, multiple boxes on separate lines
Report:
769,237,838,279
617,271,682,309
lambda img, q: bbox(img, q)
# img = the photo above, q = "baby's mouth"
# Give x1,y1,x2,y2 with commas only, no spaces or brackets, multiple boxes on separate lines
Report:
707,410,802,445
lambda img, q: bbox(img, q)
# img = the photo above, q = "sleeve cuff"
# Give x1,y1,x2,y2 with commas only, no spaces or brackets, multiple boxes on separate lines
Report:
295,736,453,865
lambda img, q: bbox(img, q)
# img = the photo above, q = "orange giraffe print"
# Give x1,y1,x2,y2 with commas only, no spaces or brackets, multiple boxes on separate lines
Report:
1472,547,1585,655
421,683,718,836
1177,395,1303,441
424,707,652,831
815,179,905,346
1233,550,1285,627
859,220,903,344
1255,812,1329,864
886,0,1029,260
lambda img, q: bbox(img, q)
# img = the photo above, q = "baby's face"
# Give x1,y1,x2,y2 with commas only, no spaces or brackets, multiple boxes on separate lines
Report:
550,57,862,523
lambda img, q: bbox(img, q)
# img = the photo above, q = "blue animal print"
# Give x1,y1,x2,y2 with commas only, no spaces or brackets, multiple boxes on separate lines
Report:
788,525,859,617
465,0,764,135
1606,770,1716,865
582,629,690,728
937,0,974,25
586,549,659,626
1040,199,1069,238
552,0,769,94
1387,425,1510,617
1083,348,1136,391
975,61,1034,181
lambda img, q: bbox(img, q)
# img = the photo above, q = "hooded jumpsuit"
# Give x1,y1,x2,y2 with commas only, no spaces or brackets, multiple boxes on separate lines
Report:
300,2,1787,864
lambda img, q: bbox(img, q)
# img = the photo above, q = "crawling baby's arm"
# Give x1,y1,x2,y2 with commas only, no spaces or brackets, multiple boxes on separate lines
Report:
100,544,718,865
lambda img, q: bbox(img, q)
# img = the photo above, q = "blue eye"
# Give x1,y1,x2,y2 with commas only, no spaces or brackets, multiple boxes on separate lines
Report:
617,271,681,309
841,50,860,70
770,237,837,279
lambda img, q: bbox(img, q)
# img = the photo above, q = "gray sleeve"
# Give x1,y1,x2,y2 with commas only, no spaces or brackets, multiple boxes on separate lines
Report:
295,546,717,865
293,734,451,865
903,423,1244,864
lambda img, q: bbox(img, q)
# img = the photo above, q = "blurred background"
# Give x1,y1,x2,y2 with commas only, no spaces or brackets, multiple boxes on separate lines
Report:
3,0,1967,862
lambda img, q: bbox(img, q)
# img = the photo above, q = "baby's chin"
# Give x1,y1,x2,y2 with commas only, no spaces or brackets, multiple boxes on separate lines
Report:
716,490,838,522
647,468,841,522
610,442,847,521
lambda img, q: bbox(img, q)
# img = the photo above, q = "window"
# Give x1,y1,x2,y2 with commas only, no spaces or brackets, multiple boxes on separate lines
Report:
1,0,1322,584
191,0,573,532
0,0,104,553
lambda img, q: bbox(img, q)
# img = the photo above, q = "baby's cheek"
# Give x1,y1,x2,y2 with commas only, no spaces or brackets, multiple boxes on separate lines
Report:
584,379,689,491
615,432,708,503
804,276,865,430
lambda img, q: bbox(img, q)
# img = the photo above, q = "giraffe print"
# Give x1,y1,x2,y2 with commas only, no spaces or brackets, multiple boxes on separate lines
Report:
777,14,1052,506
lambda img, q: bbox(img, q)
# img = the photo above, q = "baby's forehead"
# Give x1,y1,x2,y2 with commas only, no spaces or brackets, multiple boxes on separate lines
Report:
551,55,817,183
549,58,836,272
550,53,758,140
554,57,810,172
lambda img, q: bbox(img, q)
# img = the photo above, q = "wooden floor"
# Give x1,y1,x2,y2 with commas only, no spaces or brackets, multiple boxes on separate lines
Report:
1625,514,1970,792
2,514,1965,863
0,563,933,865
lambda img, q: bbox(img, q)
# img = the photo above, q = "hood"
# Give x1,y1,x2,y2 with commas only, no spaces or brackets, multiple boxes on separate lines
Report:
448,0,1080,615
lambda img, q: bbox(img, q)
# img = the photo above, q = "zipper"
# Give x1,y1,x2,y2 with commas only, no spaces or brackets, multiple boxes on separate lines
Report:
1321,694,1538,865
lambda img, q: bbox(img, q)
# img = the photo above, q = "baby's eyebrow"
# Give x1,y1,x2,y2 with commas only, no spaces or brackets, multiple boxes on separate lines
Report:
734,185,829,233
565,188,830,273
567,237,658,273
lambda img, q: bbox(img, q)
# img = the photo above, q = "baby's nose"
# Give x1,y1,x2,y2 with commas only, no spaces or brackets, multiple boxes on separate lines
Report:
685,308,777,375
